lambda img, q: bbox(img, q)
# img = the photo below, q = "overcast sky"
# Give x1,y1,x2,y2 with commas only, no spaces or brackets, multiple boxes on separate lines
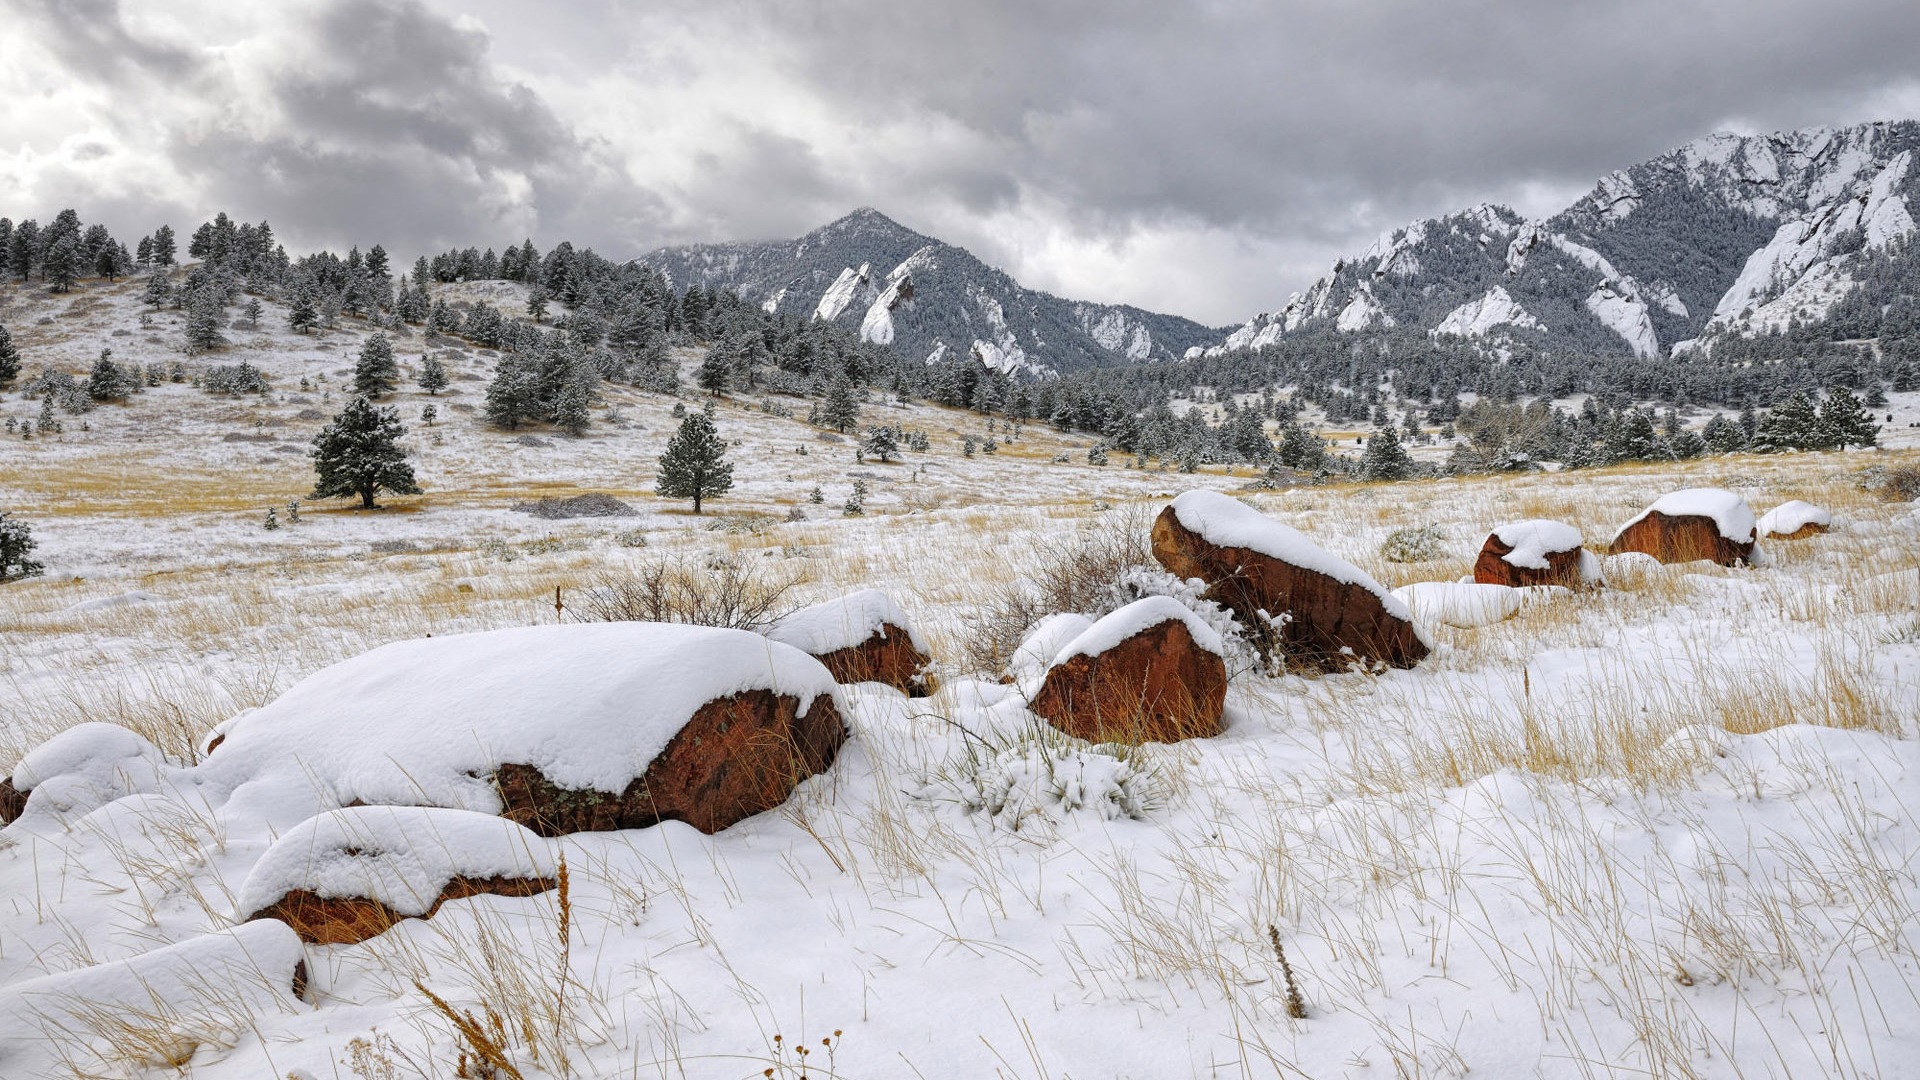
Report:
4,0,1918,325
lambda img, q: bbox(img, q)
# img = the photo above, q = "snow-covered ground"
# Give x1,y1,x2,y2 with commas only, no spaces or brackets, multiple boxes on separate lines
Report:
3,276,1919,1078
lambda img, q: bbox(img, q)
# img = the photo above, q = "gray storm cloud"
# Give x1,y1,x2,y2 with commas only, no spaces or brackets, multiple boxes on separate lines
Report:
2,0,1917,323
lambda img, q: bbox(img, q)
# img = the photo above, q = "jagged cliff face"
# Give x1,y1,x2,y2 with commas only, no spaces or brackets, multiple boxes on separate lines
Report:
1193,121,1920,360
638,208,1222,375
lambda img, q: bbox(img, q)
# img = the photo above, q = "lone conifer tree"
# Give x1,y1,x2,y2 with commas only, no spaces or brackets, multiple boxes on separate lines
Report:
1359,422,1414,481
0,324,19,388
0,510,44,582
418,353,448,395
655,406,733,513
309,396,420,509
353,333,400,398
820,372,861,433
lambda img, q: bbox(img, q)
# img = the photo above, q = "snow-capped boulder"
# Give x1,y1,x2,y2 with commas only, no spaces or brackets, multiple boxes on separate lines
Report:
0,722,172,829
1030,597,1228,745
238,806,557,945
1473,519,1601,588
766,588,934,695
1006,613,1097,683
1151,491,1430,670
206,623,847,837
1757,500,1831,539
1390,582,1525,629
1607,489,1758,566
0,922,308,1077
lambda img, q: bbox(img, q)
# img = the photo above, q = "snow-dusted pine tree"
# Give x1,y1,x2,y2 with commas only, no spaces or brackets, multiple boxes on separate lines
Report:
1815,386,1878,450
655,406,733,514
0,510,46,582
309,396,420,509
1359,423,1414,480
353,333,400,398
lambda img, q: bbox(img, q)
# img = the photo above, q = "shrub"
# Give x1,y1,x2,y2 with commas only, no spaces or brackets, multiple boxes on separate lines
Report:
963,508,1154,672
572,555,806,631
1380,524,1447,563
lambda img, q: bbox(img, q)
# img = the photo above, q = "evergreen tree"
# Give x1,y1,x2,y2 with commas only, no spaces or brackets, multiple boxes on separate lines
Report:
287,287,319,334
1277,422,1326,470
143,272,172,308
0,324,19,388
483,355,540,429
1604,409,1661,462
184,289,224,353
1701,414,1747,454
243,298,262,328
553,377,592,436
86,350,134,402
1358,423,1414,481
0,510,44,582
1814,386,1878,450
654,406,733,513
697,347,729,396
860,424,900,463
819,372,861,433
526,286,549,323
309,396,420,509
353,332,399,398
419,353,448,395
1750,391,1820,452
44,235,79,292
150,224,176,266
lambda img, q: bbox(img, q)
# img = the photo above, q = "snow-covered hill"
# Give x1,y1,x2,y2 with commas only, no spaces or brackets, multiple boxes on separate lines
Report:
638,208,1224,374
1195,121,1920,360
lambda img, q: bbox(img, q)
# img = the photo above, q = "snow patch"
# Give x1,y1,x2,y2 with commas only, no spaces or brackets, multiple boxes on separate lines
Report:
767,588,928,655
1335,283,1393,332
1008,613,1096,681
1489,519,1585,571
1433,287,1543,338
1052,596,1226,664
1757,500,1831,537
1584,285,1659,359
1390,582,1522,629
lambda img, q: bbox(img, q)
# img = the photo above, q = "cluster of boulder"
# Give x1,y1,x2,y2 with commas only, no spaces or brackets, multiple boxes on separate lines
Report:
0,486,1835,949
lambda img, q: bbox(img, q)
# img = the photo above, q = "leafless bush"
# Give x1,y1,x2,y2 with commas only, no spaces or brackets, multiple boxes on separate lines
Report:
1856,462,1920,502
571,555,807,631
962,507,1155,673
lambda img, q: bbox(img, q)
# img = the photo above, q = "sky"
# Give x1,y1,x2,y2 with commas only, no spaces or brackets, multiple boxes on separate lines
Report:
3,0,1919,326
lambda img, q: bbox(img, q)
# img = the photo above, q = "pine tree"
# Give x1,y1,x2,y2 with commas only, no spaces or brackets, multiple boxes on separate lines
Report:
1358,423,1414,481
0,324,19,388
263,506,279,531
143,272,172,308
419,354,448,395
1604,409,1661,462
86,350,134,402
483,355,539,429
553,378,592,436
654,406,733,513
287,287,319,334
0,510,44,582
243,298,262,328
44,235,79,292
697,347,730,396
150,224,176,266
1750,390,1819,452
184,289,224,353
353,332,399,398
1277,422,1326,470
309,396,420,509
860,425,900,463
526,286,549,323
1814,386,1878,450
819,372,861,433
1701,414,1747,454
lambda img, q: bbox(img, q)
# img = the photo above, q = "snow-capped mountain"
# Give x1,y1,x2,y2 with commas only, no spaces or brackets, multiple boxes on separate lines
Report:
637,208,1223,375
1193,121,1920,360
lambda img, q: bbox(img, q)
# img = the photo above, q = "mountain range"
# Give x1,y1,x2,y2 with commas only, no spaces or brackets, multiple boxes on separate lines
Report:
640,120,1920,373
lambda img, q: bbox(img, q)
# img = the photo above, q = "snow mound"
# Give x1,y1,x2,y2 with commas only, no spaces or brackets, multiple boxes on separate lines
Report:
0,922,306,1077
1490,519,1585,570
237,805,555,920
1167,490,1399,603
57,590,165,615
1008,613,1096,681
1390,582,1522,629
1053,596,1226,664
1757,500,1831,537
207,623,841,819
1615,488,1757,543
919,740,1162,827
5,723,173,830
767,588,928,655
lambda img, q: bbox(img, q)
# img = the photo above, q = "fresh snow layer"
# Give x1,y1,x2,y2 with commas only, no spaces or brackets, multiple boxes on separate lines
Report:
57,590,164,614
1757,500,1831,536
208,623,841,813
1615,488,1757,544
1007,613,1096,680
1584,285,1659,359
1167,490,1403,609
236,805,555,919
1390,582,1523,629
1052,596,1226,663
766,587,929,655
7,722,172,829
1433,287,1543,338
0,922,307,1078
1490,519,1585,570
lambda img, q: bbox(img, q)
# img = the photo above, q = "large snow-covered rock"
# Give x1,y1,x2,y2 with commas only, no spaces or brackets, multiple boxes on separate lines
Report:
1473,519,1601,589
238,805,557,944
1608,489,1758,566
1151,491,1430,670
205,623,848,836
0,922,308,1077
1433,286,1543,339
767,588,934,695
1757,500,1832,539
1030,597,1227,745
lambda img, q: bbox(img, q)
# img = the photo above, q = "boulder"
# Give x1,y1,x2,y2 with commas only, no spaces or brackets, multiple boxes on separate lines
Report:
1151,490,1429,670
1030,597,1228,745
201,623,847,838
238,806,556,945
0,723,172,830
1607,489,1757,566
1756,500,1831,540
1473,519,1600,588
766,589,934,695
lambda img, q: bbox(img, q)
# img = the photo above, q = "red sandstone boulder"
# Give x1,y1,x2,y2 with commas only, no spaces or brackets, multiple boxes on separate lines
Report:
1031,597,1228,744
1473,519,1600,589
238,806,556,945
1756,500,1831,540
201,623,848,839
1152,490,1429,671
766,589,934,696
1607,489,1757,566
